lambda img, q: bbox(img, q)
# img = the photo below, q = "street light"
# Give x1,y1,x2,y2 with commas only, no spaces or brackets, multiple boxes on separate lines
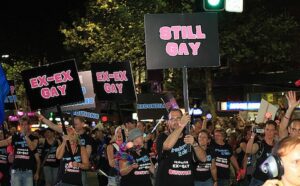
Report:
1,54,9,59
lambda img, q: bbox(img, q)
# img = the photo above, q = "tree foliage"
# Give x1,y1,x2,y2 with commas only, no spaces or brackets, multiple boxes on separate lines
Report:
2,61,33,110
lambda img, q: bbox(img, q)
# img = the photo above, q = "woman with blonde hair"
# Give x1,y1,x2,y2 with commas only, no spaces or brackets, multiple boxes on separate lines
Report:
55,127,90,186
106,126,125,186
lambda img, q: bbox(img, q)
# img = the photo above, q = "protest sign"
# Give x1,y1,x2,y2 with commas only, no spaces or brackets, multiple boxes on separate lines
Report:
144,13,219,69
255,99,278,123
21,59,84,110
91,62,136,102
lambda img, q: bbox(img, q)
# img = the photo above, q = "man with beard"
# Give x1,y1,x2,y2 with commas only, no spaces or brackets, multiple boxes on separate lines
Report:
155,109,206,186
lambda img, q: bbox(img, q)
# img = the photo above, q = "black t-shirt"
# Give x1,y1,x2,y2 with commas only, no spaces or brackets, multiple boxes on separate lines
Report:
211,141,233,179
120,148,152,186
43,139,60,167
0,146,9,171
58,145,82,186
194,146,215,181
12,133,38,170
253,139,274,181
79,133,92,147
155,133,194,186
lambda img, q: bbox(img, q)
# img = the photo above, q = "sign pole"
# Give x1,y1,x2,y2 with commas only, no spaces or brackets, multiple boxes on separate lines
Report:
57,105,74,160
182,67,189,113
182,67,191,152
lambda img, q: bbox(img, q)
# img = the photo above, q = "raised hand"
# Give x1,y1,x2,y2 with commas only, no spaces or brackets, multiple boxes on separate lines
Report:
286,91,300,109
179,113,191,128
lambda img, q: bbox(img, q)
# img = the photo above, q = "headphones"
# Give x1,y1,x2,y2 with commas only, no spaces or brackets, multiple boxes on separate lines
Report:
260,154,284,178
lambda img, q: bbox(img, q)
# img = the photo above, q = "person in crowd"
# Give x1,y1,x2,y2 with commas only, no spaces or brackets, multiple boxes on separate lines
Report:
236,125,254,186
279,91,300,139
106,126,125,186
56,127,90,186
119,128,153,186
211,128,242,186
0,130,10,186
125,119,136,133
91,128,109,186
37,115,92,186
262,136,300,186
41,128,61,186
0,116,40,186
155,109,206,186
247,120,277,186
194,129,217,186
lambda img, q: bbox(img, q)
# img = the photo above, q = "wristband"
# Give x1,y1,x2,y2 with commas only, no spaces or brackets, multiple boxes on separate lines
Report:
284,115,290,120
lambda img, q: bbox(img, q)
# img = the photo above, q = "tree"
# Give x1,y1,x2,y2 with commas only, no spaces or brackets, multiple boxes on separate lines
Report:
2,61,33,111
61,0,299,117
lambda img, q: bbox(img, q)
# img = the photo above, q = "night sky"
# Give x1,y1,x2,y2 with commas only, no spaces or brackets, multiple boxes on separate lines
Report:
1,0,300,65
0,0,85,62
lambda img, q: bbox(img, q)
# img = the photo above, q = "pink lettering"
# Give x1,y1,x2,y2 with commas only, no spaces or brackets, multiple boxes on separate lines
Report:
159,26,172,40
168,169,191,176
188,42,200,55
178,43,189,55
50,87,59,97
53,73,63,84
119,71,128,81
171,26,181,40
187,26,197,39
41,88,51,99
113,72,120,81
104,83,111,93
29,78,39,88
37,75,48,87
116,83,123,93
196,25,206,39
57,85,66,95
181,26,189,39
61,70,73,82
166,42,178,56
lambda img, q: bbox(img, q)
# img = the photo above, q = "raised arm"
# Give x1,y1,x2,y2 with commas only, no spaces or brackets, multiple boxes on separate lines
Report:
36,114,63,134
163,113,190,150
279,91,299,139
56,135,67,159
246,133,259,155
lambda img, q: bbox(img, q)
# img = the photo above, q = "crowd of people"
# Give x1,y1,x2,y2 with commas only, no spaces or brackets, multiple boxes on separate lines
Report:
0,91,299,186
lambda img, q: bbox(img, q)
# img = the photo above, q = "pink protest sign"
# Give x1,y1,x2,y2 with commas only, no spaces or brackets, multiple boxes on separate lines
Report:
21,59,84,110
91,62,136,102
145,13,220,69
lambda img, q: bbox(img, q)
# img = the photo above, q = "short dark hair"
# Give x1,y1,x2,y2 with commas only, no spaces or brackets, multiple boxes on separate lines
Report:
199,129,210,137
214,128,226,138
168,108,183,119
74,116,85,123
265,120,277,129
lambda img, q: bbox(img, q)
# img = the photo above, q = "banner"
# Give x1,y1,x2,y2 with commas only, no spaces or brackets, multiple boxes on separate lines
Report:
91,62,136,102
21,59,84,110
137,93,178,120
144,13,219,69
137,93,168,120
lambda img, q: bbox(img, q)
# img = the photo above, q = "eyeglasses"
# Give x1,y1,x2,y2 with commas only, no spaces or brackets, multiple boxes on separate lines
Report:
169,117,181,122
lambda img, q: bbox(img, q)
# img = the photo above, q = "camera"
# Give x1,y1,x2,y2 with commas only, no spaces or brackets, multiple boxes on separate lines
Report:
252,125,264,134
